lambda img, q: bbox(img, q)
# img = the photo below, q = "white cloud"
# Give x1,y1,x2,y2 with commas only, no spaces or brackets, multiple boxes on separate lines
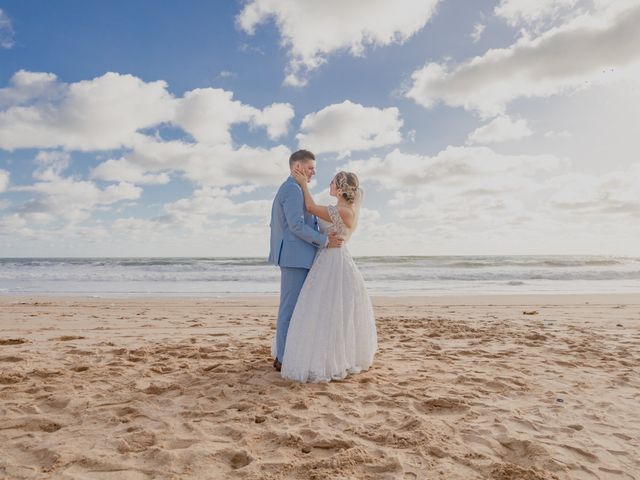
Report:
161,187,271,231
406,2,640,116
467,115,533,144
0,72,176,151
86,134,291,191
0,8,14,49
218,70,237,79
126,135,292,187
236,0,440,86
0,69,298,217
90,158,170,185
174,88,248,145
544,129,571,138
0,168,9,192
14,164,142,222
252,102,295,140
546,164,640,216
174,88,293,145
107,217,173,244
470,23,486,43
392,192,534,238
112,134,196,169
297,101,403,156
516,71,640,175
0,71,60,107
33,151,71,181
238,42,265,55
0,72,294,152
181,143,291,187
336,143,640,255
495,0,580,28
0,214,34,238
94,187,273,241
339,146,562,251
341,146,562,189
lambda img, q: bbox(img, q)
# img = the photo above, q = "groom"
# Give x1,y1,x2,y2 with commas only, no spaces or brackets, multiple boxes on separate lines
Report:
268,149,343,371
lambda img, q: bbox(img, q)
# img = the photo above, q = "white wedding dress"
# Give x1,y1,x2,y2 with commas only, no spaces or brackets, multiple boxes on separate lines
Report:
277,204,378,383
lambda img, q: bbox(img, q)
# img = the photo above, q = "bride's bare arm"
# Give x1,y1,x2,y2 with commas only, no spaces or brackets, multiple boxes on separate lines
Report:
295,174,332,222
292,171,354,227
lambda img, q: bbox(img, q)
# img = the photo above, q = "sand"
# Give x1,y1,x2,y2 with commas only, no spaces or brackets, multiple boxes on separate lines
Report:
0,294,638,479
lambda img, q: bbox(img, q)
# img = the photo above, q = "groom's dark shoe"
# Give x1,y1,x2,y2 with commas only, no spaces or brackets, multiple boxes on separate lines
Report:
273,358,282,372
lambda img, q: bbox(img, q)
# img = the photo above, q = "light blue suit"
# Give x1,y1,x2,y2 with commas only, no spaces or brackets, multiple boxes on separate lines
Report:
268,176,328,362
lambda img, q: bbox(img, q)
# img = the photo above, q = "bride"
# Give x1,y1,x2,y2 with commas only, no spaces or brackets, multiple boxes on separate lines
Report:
279,169,378,383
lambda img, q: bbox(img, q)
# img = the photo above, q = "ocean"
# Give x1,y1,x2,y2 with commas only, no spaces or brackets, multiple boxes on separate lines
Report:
1,255,639,296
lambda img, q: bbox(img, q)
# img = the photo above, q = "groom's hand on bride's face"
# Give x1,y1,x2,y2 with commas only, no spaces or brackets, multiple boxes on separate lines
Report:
327,233,344,248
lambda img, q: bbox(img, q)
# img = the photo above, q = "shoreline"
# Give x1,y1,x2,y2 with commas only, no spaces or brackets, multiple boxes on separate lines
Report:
1,292,639,305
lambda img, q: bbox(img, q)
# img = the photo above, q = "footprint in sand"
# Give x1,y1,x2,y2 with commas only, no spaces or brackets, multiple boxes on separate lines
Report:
292,400,309,410
218,449,253,469
497,437,564,472
29,369,63,378
55,335,86,341
599,466,626,475
142,383,180,395
490,462,550,480
19,447,61,472
212,425,244,441
127,354,147,363
0,338,27,345
0,355,23,362
67,347,96,356
40,395,71,411
230,402,253,412
38,421,63,433
525,333,547,341
117,429,157,453
115,406,139,416
606,448,629,457
310,437,355,450
5,417,63,433
163,437,200,450
150,365,174,374
414,397,470,414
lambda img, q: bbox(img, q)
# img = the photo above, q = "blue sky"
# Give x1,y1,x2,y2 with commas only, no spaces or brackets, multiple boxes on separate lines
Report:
0,0,639,257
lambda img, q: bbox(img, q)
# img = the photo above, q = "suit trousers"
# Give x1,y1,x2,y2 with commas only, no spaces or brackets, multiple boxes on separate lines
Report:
276,266,309,362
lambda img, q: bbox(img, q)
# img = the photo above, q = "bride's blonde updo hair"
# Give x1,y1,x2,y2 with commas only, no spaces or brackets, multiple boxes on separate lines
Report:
333,171,359,204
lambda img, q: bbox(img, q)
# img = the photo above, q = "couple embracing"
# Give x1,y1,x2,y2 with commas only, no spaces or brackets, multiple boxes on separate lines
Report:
268,149,378,383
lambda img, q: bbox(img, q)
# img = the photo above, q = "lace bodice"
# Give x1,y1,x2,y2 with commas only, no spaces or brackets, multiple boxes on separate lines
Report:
319,205,352,242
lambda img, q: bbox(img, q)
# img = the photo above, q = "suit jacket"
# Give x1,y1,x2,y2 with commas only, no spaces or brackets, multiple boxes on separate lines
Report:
268,176,328,269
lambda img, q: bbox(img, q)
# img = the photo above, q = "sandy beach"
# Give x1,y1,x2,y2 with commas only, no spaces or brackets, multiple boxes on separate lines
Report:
0,294,638,480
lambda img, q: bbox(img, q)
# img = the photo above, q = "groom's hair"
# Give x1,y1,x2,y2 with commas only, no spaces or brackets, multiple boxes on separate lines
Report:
289,149,315,168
